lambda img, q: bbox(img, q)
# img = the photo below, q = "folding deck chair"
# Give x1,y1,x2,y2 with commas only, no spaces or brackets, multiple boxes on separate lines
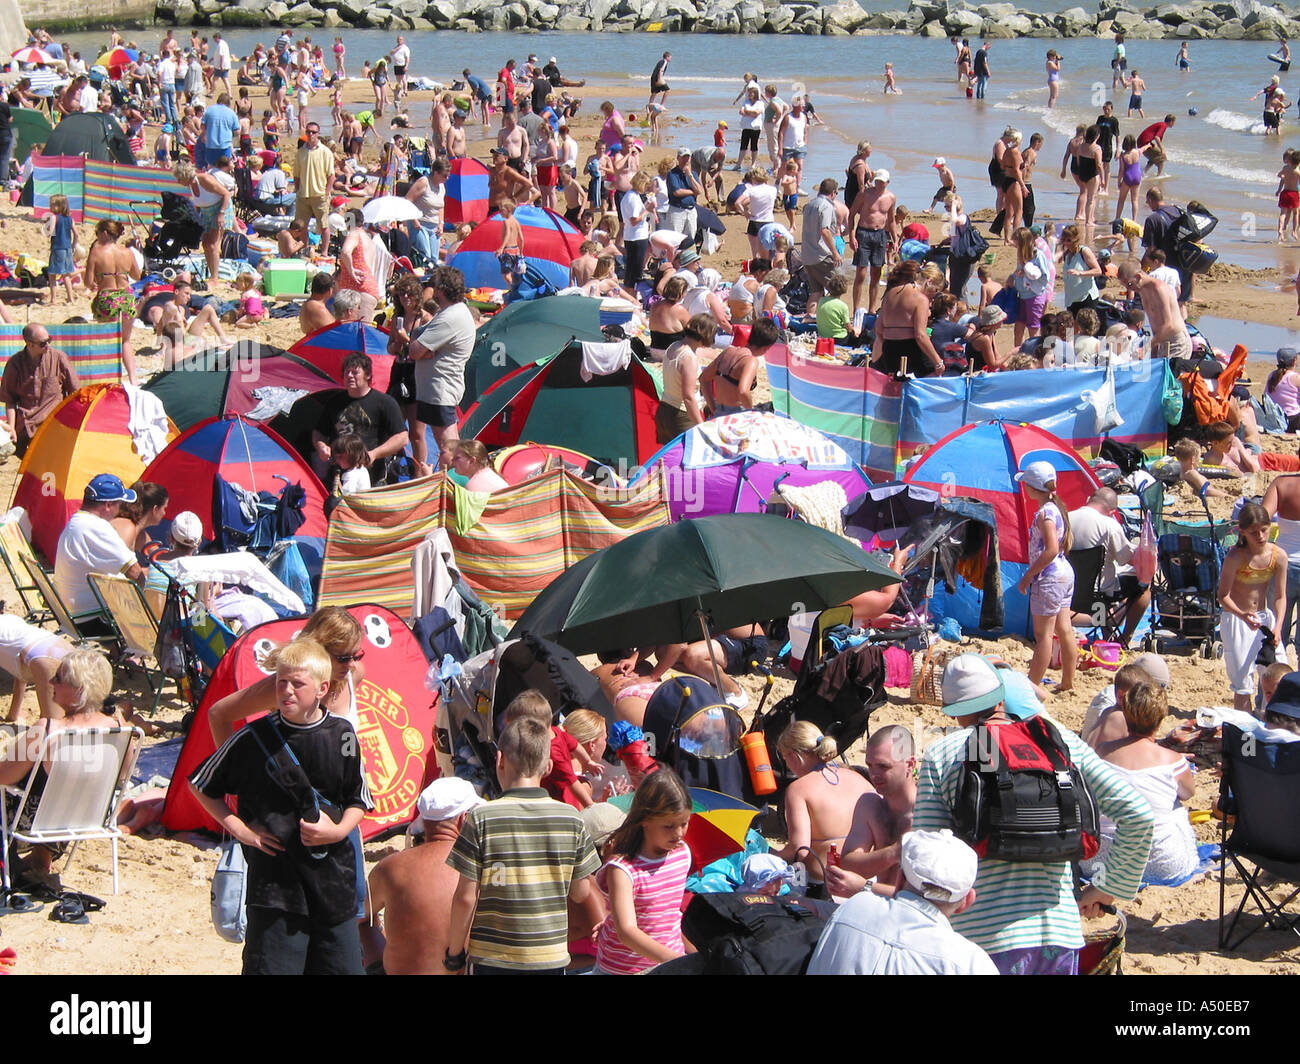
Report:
1218,723,1300,950
88,572,172,713
1,725,142,895
0,519,52,624
21,556,118,654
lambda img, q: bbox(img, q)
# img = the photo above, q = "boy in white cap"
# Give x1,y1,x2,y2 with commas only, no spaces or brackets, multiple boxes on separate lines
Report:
361,778,484,975
928,157,957,212
913,653,1153,974
809,829,996,974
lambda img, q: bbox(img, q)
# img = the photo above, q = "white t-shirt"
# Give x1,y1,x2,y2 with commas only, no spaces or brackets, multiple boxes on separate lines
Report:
744,183,778,223
54,510,137,617
1068,504,1135,593
339,467,372,493
392,44,411,68
1150,265,1181,295
739,99,763,131
158,57,177,88
621,191,650,241
216,39,231,70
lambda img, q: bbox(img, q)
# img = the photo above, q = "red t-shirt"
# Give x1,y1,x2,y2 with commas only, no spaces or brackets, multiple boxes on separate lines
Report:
1136,122,1168,147
543,726,583,809
498,67,515,97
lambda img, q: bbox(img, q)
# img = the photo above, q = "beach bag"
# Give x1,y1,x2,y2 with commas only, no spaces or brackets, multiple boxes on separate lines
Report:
1177,241,1218,275
211,837,248,943
1162,359,1184,425
951,221,988,261
990,285,1019,324
953,717,1101,863
680,891,832,975
1089,360,1124,435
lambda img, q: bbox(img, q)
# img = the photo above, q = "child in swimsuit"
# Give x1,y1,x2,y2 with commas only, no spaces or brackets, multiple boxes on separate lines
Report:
1219,502,1286,713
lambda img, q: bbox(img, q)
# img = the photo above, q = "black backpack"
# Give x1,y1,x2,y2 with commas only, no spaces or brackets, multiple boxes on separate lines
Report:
679,892,833,975
953,717,1101,863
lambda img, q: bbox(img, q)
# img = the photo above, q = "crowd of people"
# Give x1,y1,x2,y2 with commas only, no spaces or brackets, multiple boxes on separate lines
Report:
6,24,1300,981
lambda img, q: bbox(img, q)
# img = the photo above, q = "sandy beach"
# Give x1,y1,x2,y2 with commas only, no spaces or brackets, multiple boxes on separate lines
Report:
0,72,1297,976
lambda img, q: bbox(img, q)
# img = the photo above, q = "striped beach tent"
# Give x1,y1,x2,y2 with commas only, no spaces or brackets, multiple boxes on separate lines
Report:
446,204,584,291
13,384,179,560
0,321,124,387
83,159,188,225
25,153,85,221
317,468,670,619
445,156,490,224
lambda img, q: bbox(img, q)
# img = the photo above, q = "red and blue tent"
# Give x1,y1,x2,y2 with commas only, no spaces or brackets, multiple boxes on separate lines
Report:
141,415,329,542
629,410,873,522
445,156,490,225
447,204,583,291
903,420,1101,634
289,321,395,392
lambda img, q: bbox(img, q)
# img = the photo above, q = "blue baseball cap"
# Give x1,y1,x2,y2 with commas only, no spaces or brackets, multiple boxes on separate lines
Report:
86,474,136,504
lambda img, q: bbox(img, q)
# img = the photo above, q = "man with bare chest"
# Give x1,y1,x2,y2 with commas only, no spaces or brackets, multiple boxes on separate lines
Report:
497,111,529,174
848,170,898,314
828,725,917,895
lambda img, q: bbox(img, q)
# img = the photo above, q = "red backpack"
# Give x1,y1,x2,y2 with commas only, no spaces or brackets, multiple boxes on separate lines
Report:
953,717,1100,863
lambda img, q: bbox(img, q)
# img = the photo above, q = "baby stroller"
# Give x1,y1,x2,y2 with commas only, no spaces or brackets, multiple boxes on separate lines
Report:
212,473,308,556
1154,530,1224,658
435,632,614,795
643,677,750,803
136,192,203,272
753,605,889,802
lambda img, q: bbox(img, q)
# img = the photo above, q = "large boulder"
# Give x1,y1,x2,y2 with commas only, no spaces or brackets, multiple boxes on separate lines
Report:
920,19,948,35
336,0,369,19
554,11,592,27
266,0,290,19
943,8,984,33
864,8,906,27
174,0,198,19
1242,3,1287,28
322,7,347,24
823,0,869,30
284,1,322,21
765,4,795,30
983,12,1032,35
908,0,950,19
1153,2,1195,23
976,2,1016,16
1110,7,1144,29
1053,6,1094,34
426,0,458,24
503,1,529,25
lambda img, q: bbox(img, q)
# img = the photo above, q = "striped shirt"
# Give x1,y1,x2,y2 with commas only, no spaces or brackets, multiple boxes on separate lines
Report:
914,717,1153,956
595,843,691,975
447,787,600,971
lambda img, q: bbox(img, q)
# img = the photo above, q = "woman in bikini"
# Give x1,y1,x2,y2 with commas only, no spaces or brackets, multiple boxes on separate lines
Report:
872,260,944,378
83,219,141,385
773,720,876,900
998,129,1028,243
592,649,664,728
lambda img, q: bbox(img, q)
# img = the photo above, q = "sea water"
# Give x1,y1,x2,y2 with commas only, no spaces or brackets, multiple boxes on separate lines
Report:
53,25,1300,278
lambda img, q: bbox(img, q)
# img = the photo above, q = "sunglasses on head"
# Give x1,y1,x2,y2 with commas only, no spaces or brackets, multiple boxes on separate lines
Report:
333,651,365,664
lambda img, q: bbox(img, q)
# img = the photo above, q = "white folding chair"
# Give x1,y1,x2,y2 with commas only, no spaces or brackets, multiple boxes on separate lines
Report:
1,725,142,895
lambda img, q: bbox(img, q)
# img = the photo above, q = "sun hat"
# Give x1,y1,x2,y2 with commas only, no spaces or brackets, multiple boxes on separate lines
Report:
677,245,701,267
900,830,979,904
718,119,728,128
85,474,136,504
939,653,1005,718
985,657,1042,720
978,304,1006,328
580,801,626,848
873,169,891,184
170,511,203,549
416,778,484,823
1014,460,1059,492
741,853,793,891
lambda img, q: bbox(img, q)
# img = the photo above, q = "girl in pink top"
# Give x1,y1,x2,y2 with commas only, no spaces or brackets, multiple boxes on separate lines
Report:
595,768,693,974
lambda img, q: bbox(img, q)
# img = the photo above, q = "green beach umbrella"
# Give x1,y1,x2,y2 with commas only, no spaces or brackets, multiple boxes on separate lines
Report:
512,513,900,658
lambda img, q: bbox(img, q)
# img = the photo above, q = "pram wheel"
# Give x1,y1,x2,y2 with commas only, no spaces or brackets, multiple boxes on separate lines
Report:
1212,640,1224,660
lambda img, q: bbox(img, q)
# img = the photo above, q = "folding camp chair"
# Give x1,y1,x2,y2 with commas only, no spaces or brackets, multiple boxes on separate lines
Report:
87,572,172,713
21,556,118,653
1068,546,1124,643
1,725,142,895
0,519,52,624
1218,723,1300,950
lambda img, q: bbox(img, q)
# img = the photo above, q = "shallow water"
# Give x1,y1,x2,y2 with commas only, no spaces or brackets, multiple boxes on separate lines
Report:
50,27,1300,272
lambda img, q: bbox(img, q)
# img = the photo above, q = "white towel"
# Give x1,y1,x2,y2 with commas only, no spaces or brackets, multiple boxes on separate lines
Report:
124,385,172,463
410,527,459,621
579,339,632,382
172,552,306,614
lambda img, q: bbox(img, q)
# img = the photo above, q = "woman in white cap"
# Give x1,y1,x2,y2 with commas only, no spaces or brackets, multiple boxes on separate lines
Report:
1014,460,1076,690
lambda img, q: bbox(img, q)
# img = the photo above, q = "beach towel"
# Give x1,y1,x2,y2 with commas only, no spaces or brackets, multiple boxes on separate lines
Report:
124,384,172,463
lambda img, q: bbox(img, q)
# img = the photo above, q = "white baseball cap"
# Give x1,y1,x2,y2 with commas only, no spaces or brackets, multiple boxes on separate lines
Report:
873,169,891,184
900,829,979,903
932,157,946,168
416,778,484,823
1014,460,1060,493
